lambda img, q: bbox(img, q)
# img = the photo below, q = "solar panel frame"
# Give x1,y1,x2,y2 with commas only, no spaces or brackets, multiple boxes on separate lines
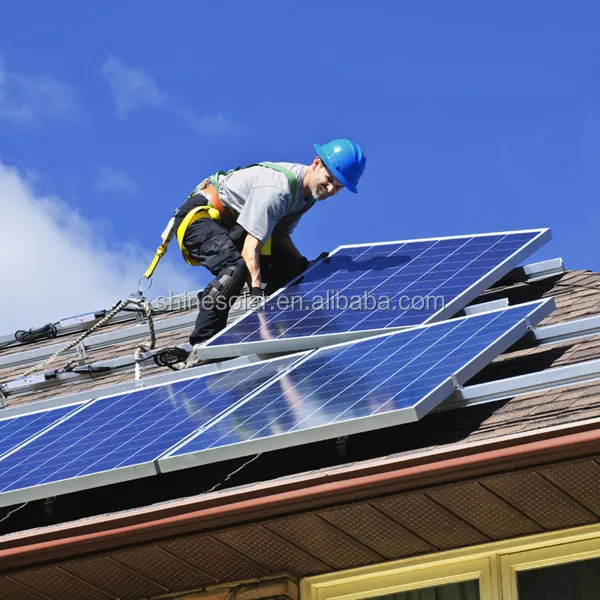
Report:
0,353,308,509
196,229,551,360
159,297,555,473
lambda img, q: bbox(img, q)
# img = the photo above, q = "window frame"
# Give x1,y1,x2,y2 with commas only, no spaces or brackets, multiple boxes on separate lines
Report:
301,524,600,600
302,552,498,600
499,531,600,600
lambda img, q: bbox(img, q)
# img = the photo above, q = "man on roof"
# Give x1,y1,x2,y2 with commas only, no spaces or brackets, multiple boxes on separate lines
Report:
148,138,366,360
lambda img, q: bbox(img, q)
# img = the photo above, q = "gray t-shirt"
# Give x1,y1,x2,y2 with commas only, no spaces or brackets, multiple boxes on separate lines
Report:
217,162,314,243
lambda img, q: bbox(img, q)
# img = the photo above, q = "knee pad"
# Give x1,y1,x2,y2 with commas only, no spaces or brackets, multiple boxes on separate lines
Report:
202,262,247,307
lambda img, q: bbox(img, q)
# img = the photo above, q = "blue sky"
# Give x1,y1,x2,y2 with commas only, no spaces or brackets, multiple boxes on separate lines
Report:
0,1,599,329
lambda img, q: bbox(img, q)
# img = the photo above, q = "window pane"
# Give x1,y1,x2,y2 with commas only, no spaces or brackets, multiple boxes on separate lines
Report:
518,556,600,600
366,580,480,600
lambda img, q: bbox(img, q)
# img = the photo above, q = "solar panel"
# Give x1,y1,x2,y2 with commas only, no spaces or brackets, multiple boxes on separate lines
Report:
0,403,84,460
0,354,303,508
160,298,555,471
197,229,550,360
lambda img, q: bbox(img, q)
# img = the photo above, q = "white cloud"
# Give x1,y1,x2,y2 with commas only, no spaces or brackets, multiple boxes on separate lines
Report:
101,55,163,119
0,161,203,334
100,55,237,135
0,57,78,122
174,104,239,136
94,166,138,194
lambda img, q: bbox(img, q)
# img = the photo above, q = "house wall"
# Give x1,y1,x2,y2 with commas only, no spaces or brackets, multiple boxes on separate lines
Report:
172,574,299,600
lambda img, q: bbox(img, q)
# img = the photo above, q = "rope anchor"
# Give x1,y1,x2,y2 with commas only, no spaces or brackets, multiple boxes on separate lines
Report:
1,292,158,395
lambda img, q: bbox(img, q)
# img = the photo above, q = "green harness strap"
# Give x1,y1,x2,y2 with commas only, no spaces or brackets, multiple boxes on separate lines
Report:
257,162,298,201
209,162,298,204
144,163,299,278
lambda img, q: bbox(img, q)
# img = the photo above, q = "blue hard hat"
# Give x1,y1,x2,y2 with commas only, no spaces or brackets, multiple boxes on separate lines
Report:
313,138,366,194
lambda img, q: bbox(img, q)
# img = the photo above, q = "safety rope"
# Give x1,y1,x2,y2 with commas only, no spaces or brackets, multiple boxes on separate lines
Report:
0,249,333,394
10,294,156,383
133,296,157,380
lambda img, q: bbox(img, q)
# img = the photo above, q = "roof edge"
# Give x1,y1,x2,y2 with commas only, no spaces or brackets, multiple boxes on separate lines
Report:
1,417,600,572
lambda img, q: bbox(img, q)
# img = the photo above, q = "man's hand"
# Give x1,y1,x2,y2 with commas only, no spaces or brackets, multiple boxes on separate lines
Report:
309,251,329,266
249,285,265,310
241,234,263,289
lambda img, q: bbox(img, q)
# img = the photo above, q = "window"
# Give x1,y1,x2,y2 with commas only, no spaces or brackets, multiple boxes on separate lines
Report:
500,530,600,600
302,524,600,600
302,555,494,600
517,557,600,599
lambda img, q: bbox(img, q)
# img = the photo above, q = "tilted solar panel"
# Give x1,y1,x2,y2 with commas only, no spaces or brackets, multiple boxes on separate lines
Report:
0,403,84,460
198,229,550,359
160,298,554,472
0,354,303,508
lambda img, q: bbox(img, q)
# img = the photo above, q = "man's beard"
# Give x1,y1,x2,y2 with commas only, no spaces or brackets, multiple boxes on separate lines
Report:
311,184,328,201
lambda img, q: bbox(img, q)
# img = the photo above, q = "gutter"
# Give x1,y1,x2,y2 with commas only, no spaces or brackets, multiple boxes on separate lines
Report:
1,417,600,572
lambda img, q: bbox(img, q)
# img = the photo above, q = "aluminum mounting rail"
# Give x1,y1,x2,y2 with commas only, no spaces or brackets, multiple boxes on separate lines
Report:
0,351,265,410
492,257,564,286
3,300,595,382
3,307,600,401
0,289,203,349
0,303,250,373
442,357,600,410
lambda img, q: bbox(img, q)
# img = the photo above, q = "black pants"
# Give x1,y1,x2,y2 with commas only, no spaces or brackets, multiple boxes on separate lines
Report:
185,219,306,346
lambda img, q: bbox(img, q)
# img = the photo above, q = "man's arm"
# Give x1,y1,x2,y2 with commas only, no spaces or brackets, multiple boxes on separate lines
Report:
272,229,303,261
241,233,263,290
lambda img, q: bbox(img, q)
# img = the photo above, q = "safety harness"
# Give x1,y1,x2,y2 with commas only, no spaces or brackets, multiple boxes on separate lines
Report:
144,162,298,279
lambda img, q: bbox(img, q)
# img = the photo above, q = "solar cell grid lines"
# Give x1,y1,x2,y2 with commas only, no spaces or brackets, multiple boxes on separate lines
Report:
201,229,550,358
162,298,554,469
0,404,82,460
0,354,302,505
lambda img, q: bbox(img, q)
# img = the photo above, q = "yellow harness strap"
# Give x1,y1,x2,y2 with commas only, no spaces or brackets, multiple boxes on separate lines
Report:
176,205,221,266
142,177,215,279
144,187,272,279
143,244,168,279
261,235,272,256
176,206,272,267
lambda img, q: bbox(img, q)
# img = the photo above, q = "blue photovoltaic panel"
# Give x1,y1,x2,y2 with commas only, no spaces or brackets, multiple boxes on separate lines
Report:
0,355,300,498
165,300,553,465
207,230,549,348
0,404,81,459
